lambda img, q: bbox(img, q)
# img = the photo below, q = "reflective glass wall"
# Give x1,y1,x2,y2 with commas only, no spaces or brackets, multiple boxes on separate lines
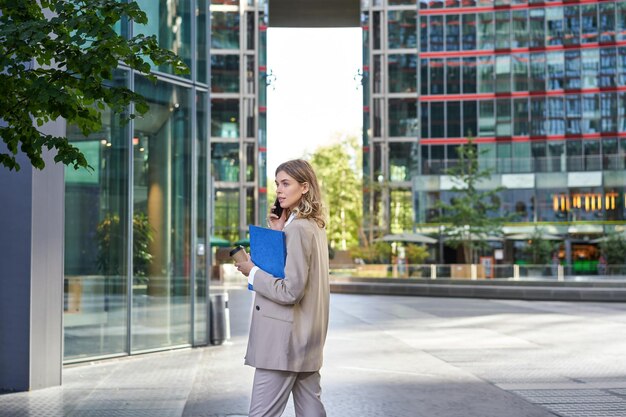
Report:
64,1,211,361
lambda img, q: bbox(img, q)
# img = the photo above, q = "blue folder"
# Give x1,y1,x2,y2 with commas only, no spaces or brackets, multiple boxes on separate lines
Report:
249,225,287,289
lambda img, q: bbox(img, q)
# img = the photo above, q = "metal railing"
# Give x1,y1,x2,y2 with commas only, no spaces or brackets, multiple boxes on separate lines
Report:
330,263,626,282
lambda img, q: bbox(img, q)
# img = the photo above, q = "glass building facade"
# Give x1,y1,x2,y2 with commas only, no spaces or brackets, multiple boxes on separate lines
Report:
361,0,626,263
210,0,268,243
62,0,257,362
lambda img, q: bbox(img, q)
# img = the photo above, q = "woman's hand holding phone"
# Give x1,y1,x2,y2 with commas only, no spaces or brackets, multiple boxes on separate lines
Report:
268,197,286,231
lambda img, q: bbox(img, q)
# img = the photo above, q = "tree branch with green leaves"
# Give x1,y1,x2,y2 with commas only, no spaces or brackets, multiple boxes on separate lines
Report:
0,0,189,171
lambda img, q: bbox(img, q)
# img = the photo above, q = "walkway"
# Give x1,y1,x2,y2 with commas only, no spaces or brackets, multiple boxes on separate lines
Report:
2,288,626,417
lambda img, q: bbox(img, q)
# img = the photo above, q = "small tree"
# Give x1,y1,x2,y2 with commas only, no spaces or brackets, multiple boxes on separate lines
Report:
0,0,188,171
523,230,556,265
405,244,429,265
599,232,626,266
434,138,510,263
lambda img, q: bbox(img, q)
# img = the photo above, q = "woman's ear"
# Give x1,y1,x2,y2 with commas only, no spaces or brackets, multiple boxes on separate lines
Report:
301,182,309,195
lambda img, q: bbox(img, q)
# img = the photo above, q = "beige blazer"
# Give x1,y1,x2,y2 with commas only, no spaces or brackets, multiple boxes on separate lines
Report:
245,218,330,372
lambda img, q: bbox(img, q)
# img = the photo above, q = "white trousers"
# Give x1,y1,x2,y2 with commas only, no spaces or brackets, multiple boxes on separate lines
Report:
248,368,326,417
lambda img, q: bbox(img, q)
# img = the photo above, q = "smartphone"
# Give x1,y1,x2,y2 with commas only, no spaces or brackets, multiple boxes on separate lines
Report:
272,197,284,218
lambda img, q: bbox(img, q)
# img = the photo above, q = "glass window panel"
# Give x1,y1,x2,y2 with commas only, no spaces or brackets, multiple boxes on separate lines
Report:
547,141,565,173
390,189,413,234
599,47,617,88
581,49,599,89
478,55,494,93
389,0,416,4
495,55,511,93
461,0,476,5
447,58,461,94
214,189,240,243
197,1,208,84
582,94,600,134
431,145,445,175
529,9,545,48
512,10,528,48
388,11,417,49
195,90,208,345
211,55,239,93
479,100,495,137
430,58,445,95
136,0,192,76
431,102,445,138
512,142,531,173
619,47,626,86
462,57,477,93
448,101,461,137
495,11,510,50
618,2,626,41
421,102,430,138
246,11,255,50
564,5,581,46
211,99,239,138
584,140,602,171
599,2,616,43
245,143,255,182
373,55,382,94
389,99,418,137
529,52,546,92
603,138,622,170
420,58,429,95
546,7,564,46
532,141,547,172
581,4,598,44
389,54,417,93
246,187,255,227
496,98,511,136
620,92,626,133
211,143,240,182
389,142,418,181
463,101,477,137
567,140,583,171
373,98,382,137
245,56,255,95
446,15,461,51
536,188,568,222
462,14,477,50
478,12,495,50
564,50,581,90
373,11,382,50
547,51,564,90
512,53,528,91
502,189,534,222
547,97,565,135
513,98,529,136
420,16,429,52
530,97,546,136
601,92,618,134
566,95,582,135
64,70,130,360
373,142,384,181
132,76,192,351
430,16,445,52
497,143,511,173
211,11,240,49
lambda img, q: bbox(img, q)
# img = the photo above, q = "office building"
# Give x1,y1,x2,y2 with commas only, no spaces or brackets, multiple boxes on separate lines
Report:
361,0,626,264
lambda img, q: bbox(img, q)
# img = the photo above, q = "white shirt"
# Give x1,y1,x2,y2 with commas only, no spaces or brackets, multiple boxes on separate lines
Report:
248,213,296,289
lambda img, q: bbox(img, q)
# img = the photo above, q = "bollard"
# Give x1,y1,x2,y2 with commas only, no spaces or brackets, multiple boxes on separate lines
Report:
513,264,520,281
210,292,231,345
430,264,437,279
557,264,564,282
470,264,477,280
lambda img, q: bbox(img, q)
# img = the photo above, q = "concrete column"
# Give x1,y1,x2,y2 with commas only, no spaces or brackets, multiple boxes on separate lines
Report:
0,120,65,392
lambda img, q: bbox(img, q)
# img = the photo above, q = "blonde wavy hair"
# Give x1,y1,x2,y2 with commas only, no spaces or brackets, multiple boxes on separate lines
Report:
275,159,326,228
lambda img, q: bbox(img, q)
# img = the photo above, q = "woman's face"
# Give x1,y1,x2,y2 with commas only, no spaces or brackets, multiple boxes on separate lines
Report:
275,170,308,211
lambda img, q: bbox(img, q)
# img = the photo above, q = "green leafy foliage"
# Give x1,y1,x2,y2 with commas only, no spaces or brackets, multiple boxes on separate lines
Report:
309,135,363,250
599,232,626,265
522,230,557,265
434,138,510,263
0,0,189,171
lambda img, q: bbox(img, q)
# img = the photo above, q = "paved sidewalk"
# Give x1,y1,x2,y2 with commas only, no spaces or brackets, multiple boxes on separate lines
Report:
2,288,626,417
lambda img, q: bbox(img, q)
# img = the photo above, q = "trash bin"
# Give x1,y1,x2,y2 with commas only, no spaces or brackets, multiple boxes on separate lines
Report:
210,292,230,345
